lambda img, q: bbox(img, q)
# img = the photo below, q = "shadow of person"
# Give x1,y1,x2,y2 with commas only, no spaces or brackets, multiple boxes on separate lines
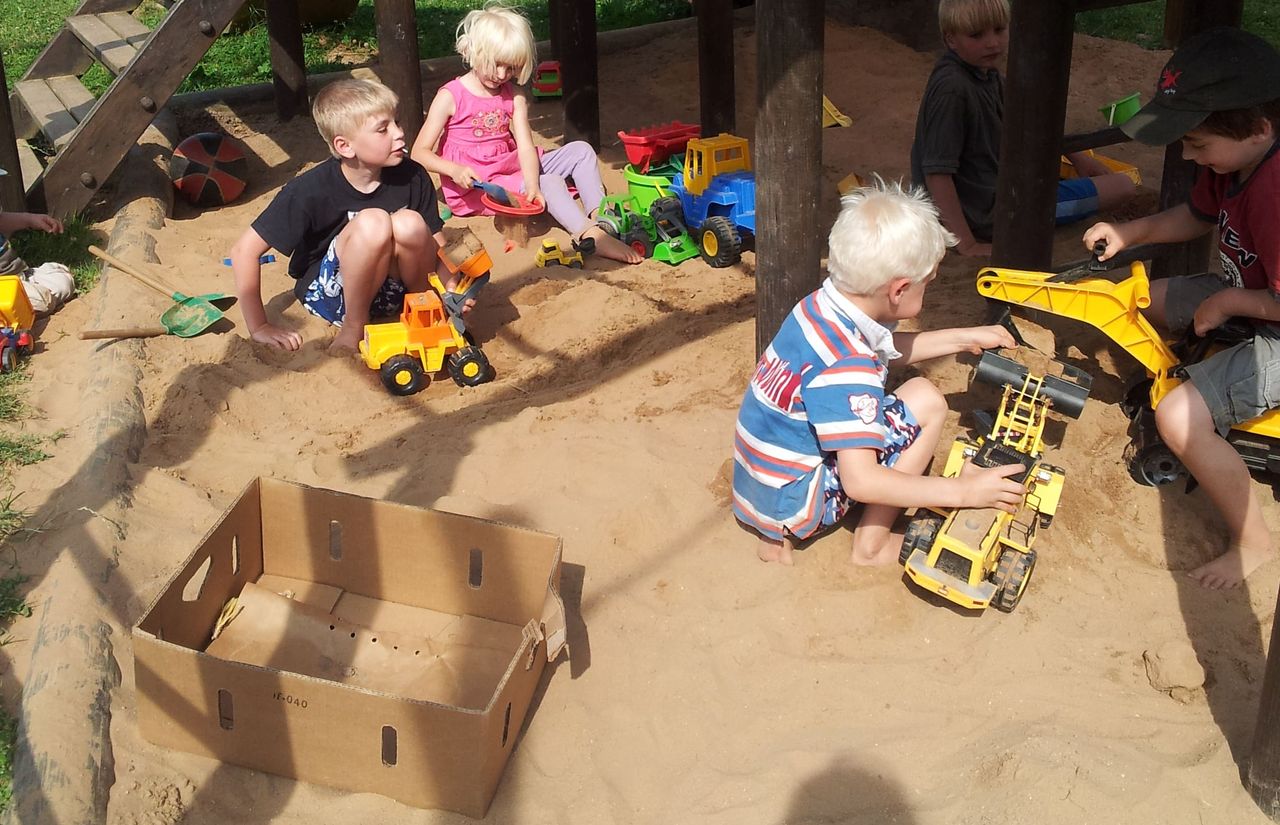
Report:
780,757,919,825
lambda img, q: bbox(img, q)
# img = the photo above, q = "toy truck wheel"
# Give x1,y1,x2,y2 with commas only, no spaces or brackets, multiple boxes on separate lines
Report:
1126,441,1183,487
624,226,654,258
0,345,15,374
380,355,428,396
448,347,492,387
650,196,685,227
699,216,742,267
993,550,1036,613
899,511,944,566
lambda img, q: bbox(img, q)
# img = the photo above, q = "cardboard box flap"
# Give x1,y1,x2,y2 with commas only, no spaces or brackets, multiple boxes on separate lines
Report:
539,578,568,663
206,582,524,709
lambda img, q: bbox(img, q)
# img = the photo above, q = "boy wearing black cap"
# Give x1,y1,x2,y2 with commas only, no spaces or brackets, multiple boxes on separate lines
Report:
1085,26,1280,590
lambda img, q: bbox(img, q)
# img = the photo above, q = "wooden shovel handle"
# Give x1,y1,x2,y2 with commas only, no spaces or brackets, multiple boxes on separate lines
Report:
80,327,169,339
87,245,177,299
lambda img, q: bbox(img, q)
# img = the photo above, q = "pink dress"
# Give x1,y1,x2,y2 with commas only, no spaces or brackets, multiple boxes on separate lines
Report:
438,77,539,217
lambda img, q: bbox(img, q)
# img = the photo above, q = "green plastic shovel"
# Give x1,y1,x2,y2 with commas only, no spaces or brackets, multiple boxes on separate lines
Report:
88,245,227,338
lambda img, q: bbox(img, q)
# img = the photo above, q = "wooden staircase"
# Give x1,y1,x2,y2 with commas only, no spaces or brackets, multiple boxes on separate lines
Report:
11,0,248,217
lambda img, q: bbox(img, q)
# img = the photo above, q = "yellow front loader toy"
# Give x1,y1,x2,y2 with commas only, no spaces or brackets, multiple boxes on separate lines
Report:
975,255,1280,486
901,351,1091,613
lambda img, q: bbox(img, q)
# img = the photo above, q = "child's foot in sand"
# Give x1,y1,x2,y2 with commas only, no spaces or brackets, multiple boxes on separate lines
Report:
758,536,794,565
582,225,643,264
1187,544,1273,590
328,327,362,357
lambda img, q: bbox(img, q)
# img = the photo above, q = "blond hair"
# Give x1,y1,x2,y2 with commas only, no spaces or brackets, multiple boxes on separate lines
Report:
826,178,956,295
938,0,1010,39
312,79,399,156
455,1,536,85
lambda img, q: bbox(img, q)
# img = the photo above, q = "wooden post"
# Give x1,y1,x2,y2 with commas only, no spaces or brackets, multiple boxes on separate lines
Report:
697,0,736,137
1149,0,1241,279
990,0,1073,270
0,48,25,211
547,0,563,60
554,0,600,150
1250,608,1280,819
266,0,307,121
375,0,424,147
754,0,824,355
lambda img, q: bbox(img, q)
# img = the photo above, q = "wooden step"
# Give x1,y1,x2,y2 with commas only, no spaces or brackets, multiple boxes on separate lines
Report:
67,12,151,75
14,140,44,192
13,76,95,149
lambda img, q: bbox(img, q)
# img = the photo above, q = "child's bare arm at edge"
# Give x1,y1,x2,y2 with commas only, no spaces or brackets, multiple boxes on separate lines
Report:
1082,203,1211,261
0,212,62,236
925,173,990,257
894,324,1015,366
229,227,302,351
410,88,480,189
509,89,543,206
838,446,1026,513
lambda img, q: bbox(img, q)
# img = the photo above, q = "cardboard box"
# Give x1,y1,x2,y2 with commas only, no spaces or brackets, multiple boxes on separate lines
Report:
133,478,567,817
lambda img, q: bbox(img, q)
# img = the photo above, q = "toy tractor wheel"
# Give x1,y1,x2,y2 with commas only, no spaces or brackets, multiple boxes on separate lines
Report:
625,226,654,258
899,511,944,566
1126,441,1184,487
993,550,1036,613
650,196,684,227
379,354,428,396
0,345,14,374
448,346,493,387
699,216,742,268
597,215,623,239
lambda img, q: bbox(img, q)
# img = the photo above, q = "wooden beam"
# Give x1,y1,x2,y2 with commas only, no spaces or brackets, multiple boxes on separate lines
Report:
1073,0,1154,11
991,1,1074,270
754,0,824,355
1061,126,1127,154
266,0,307,121
555,0,600,149
697,0,735,137
1163,0,1243,48
0,49,26,211
375,0,423,147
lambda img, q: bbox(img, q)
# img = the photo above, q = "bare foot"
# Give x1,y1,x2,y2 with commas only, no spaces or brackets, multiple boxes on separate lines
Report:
328,326,362,357
1187,544,1274,590
582,225,643,264
758,536,794,566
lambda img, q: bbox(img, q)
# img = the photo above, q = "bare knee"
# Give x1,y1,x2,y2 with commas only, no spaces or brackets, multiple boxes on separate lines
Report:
390,209,430,246
1093,172,1137,210
896,377,947,427
1153,384,1204,453
344,208,394,249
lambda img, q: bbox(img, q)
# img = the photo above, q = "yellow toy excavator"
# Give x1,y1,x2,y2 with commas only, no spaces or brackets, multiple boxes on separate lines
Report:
975,250,1280,486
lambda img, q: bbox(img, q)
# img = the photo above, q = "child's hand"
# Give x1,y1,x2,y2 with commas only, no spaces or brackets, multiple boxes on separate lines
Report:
23,213,63,234
1082,222,1125,260
250,323,303,351
525,185,544,208
960,324,1016,354
956,462,1026,513
1191,291,1234,337
451,165,480,189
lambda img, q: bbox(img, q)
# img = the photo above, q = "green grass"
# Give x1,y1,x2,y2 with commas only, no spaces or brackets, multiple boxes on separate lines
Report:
2,1,692,94
1076,0,1280,49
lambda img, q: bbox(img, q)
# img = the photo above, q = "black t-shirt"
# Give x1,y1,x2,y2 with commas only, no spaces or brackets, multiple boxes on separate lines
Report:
910,51,1004,241
251,156,445,282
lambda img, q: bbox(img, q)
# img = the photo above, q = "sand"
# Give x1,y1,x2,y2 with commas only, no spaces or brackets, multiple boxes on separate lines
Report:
6,14,1279,825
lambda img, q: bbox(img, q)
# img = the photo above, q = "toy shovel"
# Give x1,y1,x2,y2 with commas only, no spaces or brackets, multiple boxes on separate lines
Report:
87,245,227,337
472,180,516,206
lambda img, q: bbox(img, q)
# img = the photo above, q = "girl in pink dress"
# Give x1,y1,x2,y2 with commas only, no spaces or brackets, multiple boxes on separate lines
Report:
411,2,641,264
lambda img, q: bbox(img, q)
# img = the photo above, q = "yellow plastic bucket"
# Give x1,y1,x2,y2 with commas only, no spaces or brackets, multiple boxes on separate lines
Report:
1100,92,1141,126
0,275,34,330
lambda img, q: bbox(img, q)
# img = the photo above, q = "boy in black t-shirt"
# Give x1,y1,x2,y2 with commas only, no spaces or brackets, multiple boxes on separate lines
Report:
229,78,446,354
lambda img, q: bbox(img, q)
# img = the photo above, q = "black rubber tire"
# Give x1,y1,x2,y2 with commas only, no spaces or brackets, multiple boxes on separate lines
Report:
1126,441,1183,487
699,216,742,268
625,226,654,258
993,550,1036,613
379,354,427,396
448,347,493,387
899,511,944,566
0,345,16,374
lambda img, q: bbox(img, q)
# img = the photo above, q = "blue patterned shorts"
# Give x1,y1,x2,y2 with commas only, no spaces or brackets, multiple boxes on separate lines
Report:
811,394,922,534
300,239,408,326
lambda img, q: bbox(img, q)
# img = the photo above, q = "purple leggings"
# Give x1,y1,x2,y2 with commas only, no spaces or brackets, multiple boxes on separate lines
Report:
530,140,605,235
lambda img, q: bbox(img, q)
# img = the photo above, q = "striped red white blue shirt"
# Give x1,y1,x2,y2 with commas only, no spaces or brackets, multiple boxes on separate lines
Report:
733,278,900,539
